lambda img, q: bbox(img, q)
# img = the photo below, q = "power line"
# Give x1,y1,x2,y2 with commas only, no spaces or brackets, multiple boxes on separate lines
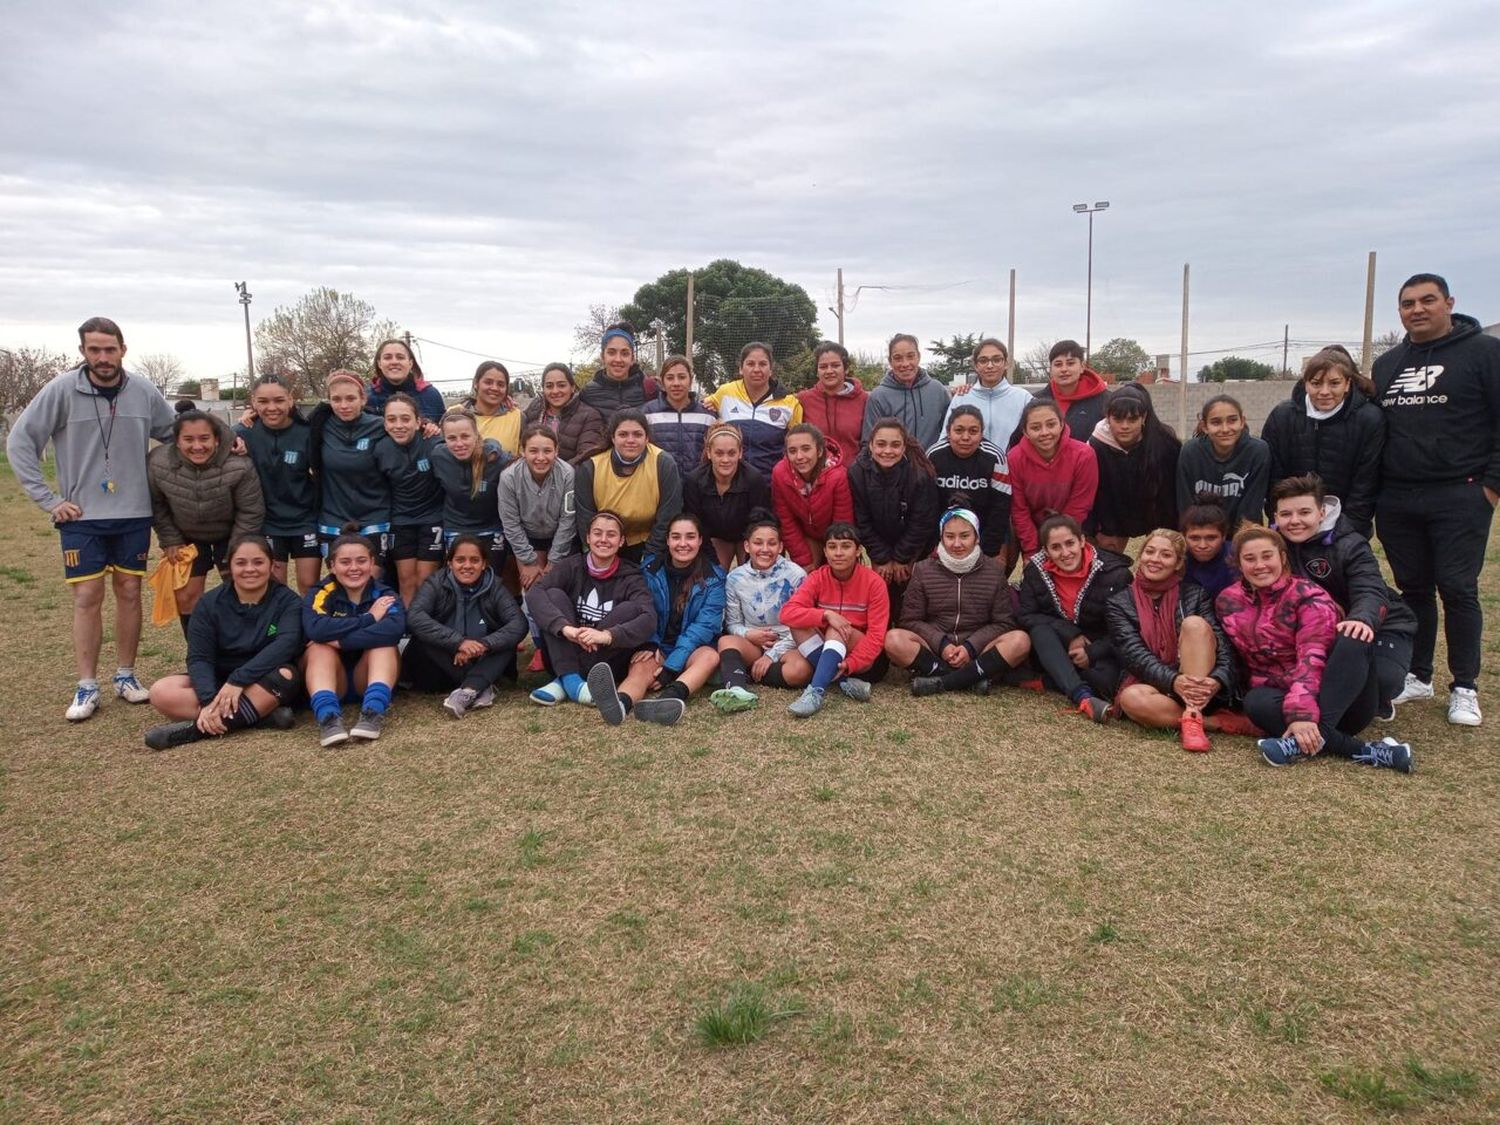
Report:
410,334,549,369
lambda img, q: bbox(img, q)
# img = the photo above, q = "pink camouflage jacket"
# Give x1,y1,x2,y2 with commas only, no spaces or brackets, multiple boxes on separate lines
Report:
1215,574,1339,723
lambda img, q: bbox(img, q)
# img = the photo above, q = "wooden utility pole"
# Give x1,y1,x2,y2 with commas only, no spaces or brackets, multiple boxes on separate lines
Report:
1179,264,1190,437
1282,324,1289,377
1360,251,1377,375
1007,269,1016,378
685,273,695,362
835,268,845,347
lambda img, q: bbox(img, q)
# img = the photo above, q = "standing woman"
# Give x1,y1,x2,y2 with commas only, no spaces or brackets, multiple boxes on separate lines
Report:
946,337,1030,450
600,513,727,726
642,355,715,470
302,529,405,746
1106,529,1245,753
1217,526,1413,771
406,535,527,718
380,392,446,608
367,338,446,422
315,370,393,559
238,374,320,593
927,405,1008,558
525,511,659,707
683,422,771,569
712,510,812,712
1008,399,1098,557
1018,515,1132,722
574,408,683,562
522,362,607,465
884,507,1031,696
431,409,510,571
863,334,950,450
1176,394,1270,529
770,423,853,571
498,424,577,591
1088,384,1181,553
706,342,804,478
465,360,524,456
579,322,656,424
1261,345,1384,537
795,341,867,456
141,535,303,750
1181,497,1237,600
848,417,942,610
148,410,265,631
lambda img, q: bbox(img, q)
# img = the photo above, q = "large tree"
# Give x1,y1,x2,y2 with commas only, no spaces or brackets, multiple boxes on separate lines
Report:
926,333,984,385
1017,341,1055,384
617,260,819,390
1199,355,1278,382
253,288,399,397
0,346,69,418
1089,337,1151,382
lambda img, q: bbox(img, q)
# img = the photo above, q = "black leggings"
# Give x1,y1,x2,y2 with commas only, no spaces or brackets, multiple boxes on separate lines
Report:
1317,630,1414,736
1028,619,1120,700
1243,685,1371,758
404,638,515,694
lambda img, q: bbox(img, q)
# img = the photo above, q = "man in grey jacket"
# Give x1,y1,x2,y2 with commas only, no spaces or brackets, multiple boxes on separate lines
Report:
7,318,176,721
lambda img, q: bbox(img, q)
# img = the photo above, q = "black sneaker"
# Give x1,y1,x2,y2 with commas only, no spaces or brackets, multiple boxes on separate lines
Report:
266,706,297,730
634,697,685,726
910,676,944,698
588,663,625,726
350,709,384,740
319,714,349,747
144,720,207,751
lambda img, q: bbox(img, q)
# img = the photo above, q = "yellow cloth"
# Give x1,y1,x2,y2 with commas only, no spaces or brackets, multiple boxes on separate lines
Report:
475,409,523,456
589,446,662,546
149,544,198,626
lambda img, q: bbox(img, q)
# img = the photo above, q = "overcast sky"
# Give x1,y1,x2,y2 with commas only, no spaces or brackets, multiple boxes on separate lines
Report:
4,0,1498,390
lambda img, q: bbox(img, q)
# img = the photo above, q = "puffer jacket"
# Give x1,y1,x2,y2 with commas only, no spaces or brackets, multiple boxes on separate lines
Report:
1105,581,1234,698
770,447,854,569
577,367,657,424
1279,499,1416,637
407,567,527,653
846,450,942,565
642,391,717,470
1017,545,1133,642
641,553,728,672
148,414,265,547
899,554,1017,655
522,393,608,466
1261,383,1385,536
1215,574,1338,723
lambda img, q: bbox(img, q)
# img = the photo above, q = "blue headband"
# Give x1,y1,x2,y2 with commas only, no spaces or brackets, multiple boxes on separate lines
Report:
940,507,980,534
601,328,635,350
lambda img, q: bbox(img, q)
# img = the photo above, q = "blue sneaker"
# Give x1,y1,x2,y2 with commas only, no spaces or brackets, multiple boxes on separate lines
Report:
530,679,566,706
1257,735,1309,767
66,684,101,722
1352,737,1414,774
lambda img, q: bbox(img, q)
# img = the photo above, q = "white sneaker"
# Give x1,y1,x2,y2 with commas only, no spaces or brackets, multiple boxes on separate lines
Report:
1392,674,1434,705
66,685,101,722
1448,687,1482,727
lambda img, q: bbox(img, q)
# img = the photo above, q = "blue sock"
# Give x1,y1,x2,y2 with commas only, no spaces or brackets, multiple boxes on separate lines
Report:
1069,683,1093,705
809,640,847,692
311,689,340,723
561,672,585,700
362,682,392,715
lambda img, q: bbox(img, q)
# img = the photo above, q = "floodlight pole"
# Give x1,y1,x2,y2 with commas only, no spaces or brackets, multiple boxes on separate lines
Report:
1072,201,1110,362
235,282,254,400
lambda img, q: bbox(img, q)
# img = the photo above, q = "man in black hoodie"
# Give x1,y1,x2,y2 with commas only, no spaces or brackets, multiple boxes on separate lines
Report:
1373,273,1500,726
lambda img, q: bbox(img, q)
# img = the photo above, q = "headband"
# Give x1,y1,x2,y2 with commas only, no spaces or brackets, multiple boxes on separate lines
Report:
940,507,980,534
601,328,635,350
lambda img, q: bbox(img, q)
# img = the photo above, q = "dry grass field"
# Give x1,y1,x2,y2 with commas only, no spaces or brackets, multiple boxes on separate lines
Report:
2,460,1498,1123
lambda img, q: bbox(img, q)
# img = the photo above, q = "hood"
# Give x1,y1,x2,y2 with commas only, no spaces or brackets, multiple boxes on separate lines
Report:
1042,541,1095,578
878,367,934,391
1289,380,1372,416
1052,368,1109,402
1395,312,1484,353
811,379,865,399
168,412,236,469
445,565,495,598
1089,416,1123,452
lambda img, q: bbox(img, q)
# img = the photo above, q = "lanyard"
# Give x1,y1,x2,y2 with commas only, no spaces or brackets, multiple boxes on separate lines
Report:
90,380,122,473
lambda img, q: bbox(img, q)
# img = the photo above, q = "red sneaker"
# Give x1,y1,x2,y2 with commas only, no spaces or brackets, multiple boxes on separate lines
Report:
1179,714,1211,752
526,648,546,674
1077,696,1111,723
1017,677,1044,694
1208,710,1262,737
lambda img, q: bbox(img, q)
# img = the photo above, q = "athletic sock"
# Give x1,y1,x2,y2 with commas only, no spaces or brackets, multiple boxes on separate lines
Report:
809,639,848,692
944,647,1013,690
618,693,634,715
362,682,392,715
223,696,263,731
660,681,691,703
115,665,135,680
910,648,943,676
761,663,789,689
79,678,100,692
1068,683,1093,705
718,650,749,690
560,672,585,701
179,614,192,640
310,689,341,723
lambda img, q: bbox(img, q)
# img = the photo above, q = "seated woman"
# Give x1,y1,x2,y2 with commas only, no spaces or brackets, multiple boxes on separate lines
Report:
711,510,812,713
770,423,852,570
1017,515,1132,722
1009,399,1098,558
682,423,772,569
1105,529,1248,752
847,416,941,611
522,362,607,466
574,409,683,563
302,528,405,746
1217,526,1413,771
142,535,302,750
406,535,528,719
594,513,727,727
779,522,891,718
147,409,265,633
884,507,1030,696
380,392,446,608
1270,473,1417,730
524,510,658,709
432,408,510,570
1181,496,1236,600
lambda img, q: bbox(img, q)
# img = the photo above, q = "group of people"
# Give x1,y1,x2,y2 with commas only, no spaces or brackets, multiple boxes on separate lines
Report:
8,272,1496,770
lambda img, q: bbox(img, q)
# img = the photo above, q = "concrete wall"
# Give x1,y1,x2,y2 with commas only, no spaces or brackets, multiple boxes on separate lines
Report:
1011,379,1297,436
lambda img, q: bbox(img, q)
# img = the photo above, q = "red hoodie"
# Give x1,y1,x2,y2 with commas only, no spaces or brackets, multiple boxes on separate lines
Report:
771,454,855,569
1008,436,1098,554
796,382,868,458
779,562,890,674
